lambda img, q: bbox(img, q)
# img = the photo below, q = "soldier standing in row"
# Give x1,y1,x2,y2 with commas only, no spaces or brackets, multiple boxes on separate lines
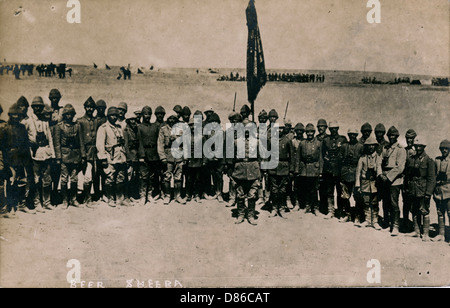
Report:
359,123,373,147
295,123,322,215
433,140,450,244
94,99,107,202
54,104,86,208
374,123,389,155
256,110,269,206
321,121,347,219
355,136,382,230
402,129,417,231
379,126,406,236
78,97,100,206
123,112,140,203
0,104,8,217
316,119,329,214
224,112,243,207
340,128,364,223
27,97,55,213
48,89,63,206
0,103,33,215
185,117,204,203
404,137,436,241
96,107,128,207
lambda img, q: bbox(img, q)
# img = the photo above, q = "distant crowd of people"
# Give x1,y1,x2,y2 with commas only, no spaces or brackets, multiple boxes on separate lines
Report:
0,63,72,79
217,72,326,83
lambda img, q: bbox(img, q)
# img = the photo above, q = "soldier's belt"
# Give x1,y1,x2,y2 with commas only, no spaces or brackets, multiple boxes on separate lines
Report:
235,158,258,162
302,159,319,164
62,145,80,150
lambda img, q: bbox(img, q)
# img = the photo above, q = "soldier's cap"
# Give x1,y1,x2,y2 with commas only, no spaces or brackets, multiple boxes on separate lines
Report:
268,109,278,118
173,105,183,113
8,103,22,115
361,122,372,132
387,126,400,137
284,119,293,126
294,123,305,131
141,106,152,115
305,123,315,132
84,96,96,108
364,136,378,145
439,139,450,149
258,109,268,118
49,89,61,99
317,119,327,127
413,136,427,147
193,110,203,117
154,106,166,114
118,102,128,112
347,128,359,135
181,106,191,116
62,104,76,115
405,129,417,138
204,105,214,113
42,104,53,114
228,111,239,121
240,104,251,115
234,113,243,122
96,99,107,108
17,96,29,107
374,123,386,133
207,112,221,124
133,107,142,116
31,96,45,107
328,120,339,128
107,106,120,116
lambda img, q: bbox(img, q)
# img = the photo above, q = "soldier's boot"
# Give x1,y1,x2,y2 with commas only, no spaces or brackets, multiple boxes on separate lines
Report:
117,184,131,207
33,187,46,213
194,194,202,203
391,212,400,237
269,195,279,217
361,206,372,228
282,195,290,213
256,188,265,206
432,215,445,242
42,186,53,211
247,199,258,226
235,199,246,224
162,182,171,205
422,215,431,242
60,184,69,209
324,197,335,219
70,184,81,208
174,181,185,204
372,209,382,230
83,184,93,208
411,215,421,237
226,186,235,207
139,180,148,206
304,203,312,214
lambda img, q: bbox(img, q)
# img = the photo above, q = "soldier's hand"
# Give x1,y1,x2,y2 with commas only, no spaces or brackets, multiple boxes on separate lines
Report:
101,160,108,169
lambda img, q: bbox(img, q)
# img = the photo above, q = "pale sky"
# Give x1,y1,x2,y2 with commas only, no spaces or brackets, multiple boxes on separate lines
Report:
0,0,448,75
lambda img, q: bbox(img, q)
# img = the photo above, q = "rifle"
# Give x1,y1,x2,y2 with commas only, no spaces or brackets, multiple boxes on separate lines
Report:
233,92,237,112
283,101,289,122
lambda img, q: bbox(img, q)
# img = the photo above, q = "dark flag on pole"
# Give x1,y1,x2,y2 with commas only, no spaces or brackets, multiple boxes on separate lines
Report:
246,0,266,121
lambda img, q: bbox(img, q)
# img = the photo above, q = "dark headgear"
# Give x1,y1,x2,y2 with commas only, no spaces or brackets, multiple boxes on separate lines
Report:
181,106,191,116
294,123,305,131
207,112,221,124
31,96,45,107
155,106,166,114
118,102,128,111
141,106,152,115
173,105,183,113
194,110,203,117
387,126,400,137
305,123,315,132
439,139,450,149
258,109,268,117
240,104,251,115
107,107,120,116
17,96,29,107
96,99,107,108
317,119,327,127
8,103,21,115
84,96,96,108
49,89,61,99
405,129,417,138
361,122,372,132
62,104,76,115
268,109,278,118
374,123,386,133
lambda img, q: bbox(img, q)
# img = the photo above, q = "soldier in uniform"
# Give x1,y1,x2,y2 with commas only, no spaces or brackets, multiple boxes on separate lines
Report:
294,123,322,215
27,97,56,213
374,123,389,156
173,105,183,121
339,128,364,223
359,123,373,148
355,136,382,230
117,102,128,131
48,89,63,206
321,121,347,219
94,99,107,202
181,106,191,123
402,129,417,231
0,103,34,215
316,119,329,215
404,137,436,241
224,112,243,207
256,110,269,206
291,123,305,210
240,104,251,122
54,104,86,208
378,126,406,236
185,117,204,203
124,112,140,203
232,122,261,225
95,100,107,127
78,97,100,206
158,111,186,205
268,121,295,217
96,107,128,207
138,106,164,205
133,108,142,124
433,139,450,243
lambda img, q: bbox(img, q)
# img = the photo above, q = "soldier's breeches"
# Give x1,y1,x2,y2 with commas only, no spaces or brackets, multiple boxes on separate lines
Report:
382,185,401,225
269,175,288,196
436,199,450,219
6,166,27,206
362,193,378,209
32,160,51,187
60,163,79,186
104,163,126,186
140,160,162,193
82,161,96,185
186,167,202,196
301,177,319,206
163,162,183,183
411,196,430,216
235,179,260,200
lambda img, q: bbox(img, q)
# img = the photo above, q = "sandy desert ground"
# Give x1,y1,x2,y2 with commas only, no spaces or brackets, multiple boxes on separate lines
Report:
0,67,449,288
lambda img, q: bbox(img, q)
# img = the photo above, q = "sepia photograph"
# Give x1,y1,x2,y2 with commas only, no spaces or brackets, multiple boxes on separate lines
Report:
0,0,449,290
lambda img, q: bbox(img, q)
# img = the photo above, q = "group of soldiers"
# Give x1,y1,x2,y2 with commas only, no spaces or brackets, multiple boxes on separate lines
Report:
0,90,449,244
